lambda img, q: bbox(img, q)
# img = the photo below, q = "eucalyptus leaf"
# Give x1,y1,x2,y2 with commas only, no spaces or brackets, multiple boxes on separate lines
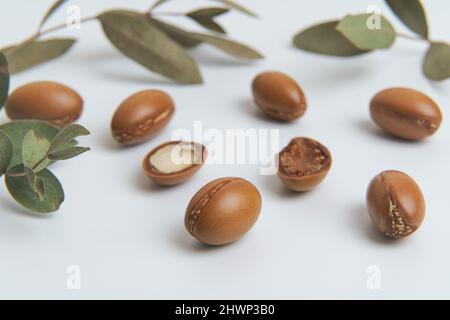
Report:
2,38,76,74
213,0,257,17
48,146,89,161
149,18,203,48
187,7,229,34
49,124,90,153
0,130,13,176
336,14,396,50
39,0,69,29
0,52,9,109
99,10,203,84
5,168,64,213
293,20,370,57
22,130,51,173
423,42,450,81
385,0,428,38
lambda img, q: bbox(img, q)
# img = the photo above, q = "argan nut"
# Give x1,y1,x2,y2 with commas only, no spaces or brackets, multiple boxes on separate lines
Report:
252,71,307,121
5,81,83,127
370,87,442,140
111,90,175,145
185,177,262,246
277,137,332,192
143,141,207,186
366,170,425,239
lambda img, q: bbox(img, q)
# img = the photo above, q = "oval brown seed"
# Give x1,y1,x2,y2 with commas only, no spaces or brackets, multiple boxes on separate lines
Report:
111,90,175,145
252,71,307,121
277,137,332,192
185,177,262,246
5,81,83,127
366,170,425,239
142,141,207,186
370,87,442,140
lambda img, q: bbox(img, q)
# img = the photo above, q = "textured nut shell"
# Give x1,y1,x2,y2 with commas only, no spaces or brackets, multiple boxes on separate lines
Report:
252,71,307,121
142,141,207,186
111,90,175,145
185,177,262,246
5,81,83,127
370,87,442,140
366,170,425,238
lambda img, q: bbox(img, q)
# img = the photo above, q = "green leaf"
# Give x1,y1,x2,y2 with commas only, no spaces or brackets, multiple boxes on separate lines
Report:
149,18,203,48
187,7,229,34
213,0,257,17
39,0,69,29
293,20,370,57
423,42,450,81
385,0,428,38
2,38,76,74
22,130,51,172
99,10,203,84
336,14,396,50
49,124,90,153
48,146,89,161
5,168,64,213
0,130,13,177
0,120,60,169
0,52,9,109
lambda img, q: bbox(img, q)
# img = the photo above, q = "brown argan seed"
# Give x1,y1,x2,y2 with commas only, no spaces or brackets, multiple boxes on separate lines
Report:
142,141,207,186
5,81,83,127
370,87,442,140
111,90,175,145
185,177,262,246
366,170,425,239
277,137,332,192
252,71,307,121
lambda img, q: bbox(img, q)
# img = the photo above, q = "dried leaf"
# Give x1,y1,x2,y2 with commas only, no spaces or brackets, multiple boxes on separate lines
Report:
293,20,370,56
49,124,90,153
0,52,9,108
213,0,257,17
0,130,13,176
22,130,51,173
149,18,203,48
39,0,69,29
99,10,202,84
2,38,76,74
5,168,64,213
423,42,450,81
336,14,396,50
187,7,229,33
48,146,89,160
385,0,428,38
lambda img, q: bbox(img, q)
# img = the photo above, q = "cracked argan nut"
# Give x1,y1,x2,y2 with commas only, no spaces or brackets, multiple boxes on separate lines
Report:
5,81,83,127
185,177,262,246
143,141,207,186
370,87,442,140
366,170,425,239
277,137,332,192
252,71,307,121
111,90,175,145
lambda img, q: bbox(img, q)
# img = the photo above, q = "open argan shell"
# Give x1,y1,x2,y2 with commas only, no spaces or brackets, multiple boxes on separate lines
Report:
277,137,332,192
142,141,207,186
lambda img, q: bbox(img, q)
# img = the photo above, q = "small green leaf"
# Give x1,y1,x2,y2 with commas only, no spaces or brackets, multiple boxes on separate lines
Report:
5,168,64,213
48,146,90,161
99,10,203,84
39,0,69,29
385,0,428,38
293,20,370,57
336,14,396,50
0,52,9,109
423,42,450,81
2,38,76,74
22,130,51,172
49,124,90,153
0,130,13,176
213,0,257,17
187,7,229,34
149,18,203,48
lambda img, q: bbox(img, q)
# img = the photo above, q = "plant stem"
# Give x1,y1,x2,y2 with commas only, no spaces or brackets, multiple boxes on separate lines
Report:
396,32,431,43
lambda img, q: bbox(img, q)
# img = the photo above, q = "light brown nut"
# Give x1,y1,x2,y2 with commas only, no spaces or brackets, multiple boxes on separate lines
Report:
142,141,207,186
366,170,425,239
370,87,442,140
252,71,307,121
185,177,262,246
111,90,175,145
5,81,83,127
277,137,332,192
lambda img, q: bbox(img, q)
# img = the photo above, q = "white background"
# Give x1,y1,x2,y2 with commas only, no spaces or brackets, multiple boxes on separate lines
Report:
0,0,449,299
